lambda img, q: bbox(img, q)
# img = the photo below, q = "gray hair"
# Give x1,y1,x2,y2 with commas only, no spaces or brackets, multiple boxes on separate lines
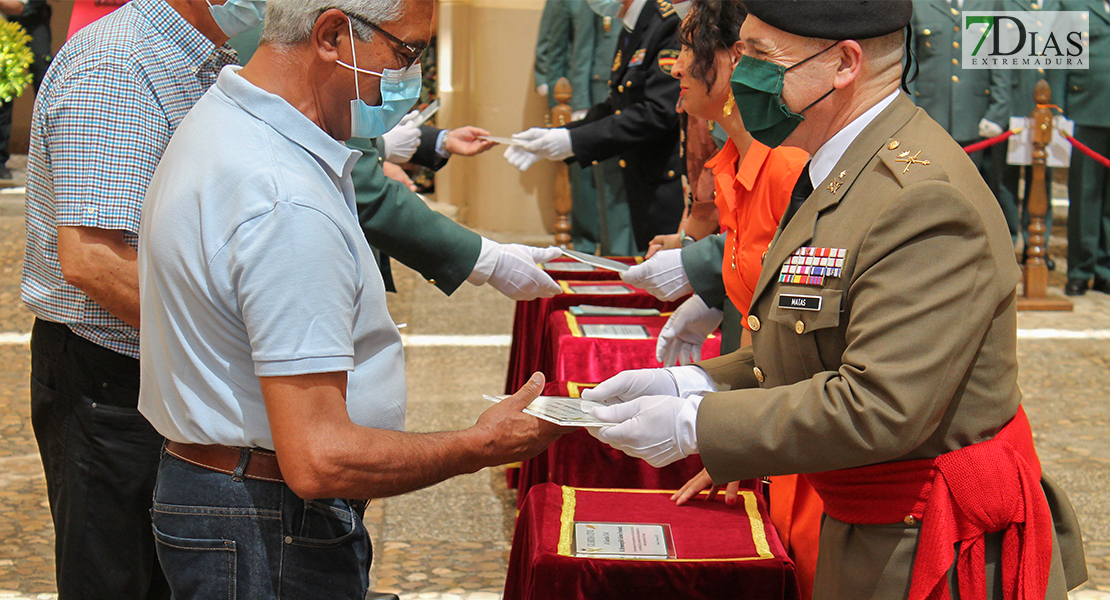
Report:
261,0,406,46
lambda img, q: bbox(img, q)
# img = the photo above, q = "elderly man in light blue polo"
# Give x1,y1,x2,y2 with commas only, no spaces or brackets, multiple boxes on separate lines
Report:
137,0,566,596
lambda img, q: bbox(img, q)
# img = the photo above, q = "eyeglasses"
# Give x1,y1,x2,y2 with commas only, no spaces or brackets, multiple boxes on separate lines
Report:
347,13,426,68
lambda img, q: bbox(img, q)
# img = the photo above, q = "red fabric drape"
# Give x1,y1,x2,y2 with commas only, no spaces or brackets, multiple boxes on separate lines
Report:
505,281,687,394
504,483,800,600
806,407,1051,600
541,311,722,384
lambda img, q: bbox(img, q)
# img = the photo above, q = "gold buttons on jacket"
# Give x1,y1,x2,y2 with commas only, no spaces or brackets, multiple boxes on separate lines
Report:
952,58,959,65
753,366,765,383
615,109,622,115
952,41,959,49
427,279,437,285
667,170,675,178
619,159,627,168
795,320,805,335
904,515,918,526
922,28,930,35
888,140,900,150
626,80,632,87
747,315,761,331
618,85,624,93
951,75,959,83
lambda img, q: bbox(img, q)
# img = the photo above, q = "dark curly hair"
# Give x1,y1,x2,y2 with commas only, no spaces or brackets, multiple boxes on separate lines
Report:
676,0,747,91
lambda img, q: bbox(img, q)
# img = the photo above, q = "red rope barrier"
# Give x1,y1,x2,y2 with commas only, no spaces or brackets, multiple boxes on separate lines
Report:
963,129,1016,154
1062,132,1110,170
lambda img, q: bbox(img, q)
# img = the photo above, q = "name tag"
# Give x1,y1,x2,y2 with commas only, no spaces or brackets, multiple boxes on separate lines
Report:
778,294,822,311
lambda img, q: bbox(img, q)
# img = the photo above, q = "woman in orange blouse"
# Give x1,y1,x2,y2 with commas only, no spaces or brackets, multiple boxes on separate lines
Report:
666,3,821,599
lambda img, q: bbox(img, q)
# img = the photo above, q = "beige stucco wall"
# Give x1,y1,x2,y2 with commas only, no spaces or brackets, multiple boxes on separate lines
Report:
436,0,555,235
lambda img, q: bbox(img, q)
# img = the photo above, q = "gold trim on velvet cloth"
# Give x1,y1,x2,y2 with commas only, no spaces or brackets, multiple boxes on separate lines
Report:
555,486,775,561
565,382,596,398
565,312,582,337
558,486,577,556
559,280,574,294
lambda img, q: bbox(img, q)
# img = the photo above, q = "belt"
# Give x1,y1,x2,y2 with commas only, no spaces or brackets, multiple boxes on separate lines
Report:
165,441,284,483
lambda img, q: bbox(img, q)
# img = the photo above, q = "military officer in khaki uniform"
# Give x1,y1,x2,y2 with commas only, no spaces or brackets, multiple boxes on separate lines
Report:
581,2,1087,598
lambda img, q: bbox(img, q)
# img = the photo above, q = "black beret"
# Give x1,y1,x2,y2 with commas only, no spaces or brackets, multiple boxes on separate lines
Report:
743,0,913,40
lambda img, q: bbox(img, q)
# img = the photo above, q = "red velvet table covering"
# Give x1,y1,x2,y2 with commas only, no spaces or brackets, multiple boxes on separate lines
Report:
504,280,688,394
542,311,723,384
516,381,708,507
504,483,800,600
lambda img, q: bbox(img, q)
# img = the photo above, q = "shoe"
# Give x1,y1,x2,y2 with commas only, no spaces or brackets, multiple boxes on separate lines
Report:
1064,279,1089,296
1092,279,1110,295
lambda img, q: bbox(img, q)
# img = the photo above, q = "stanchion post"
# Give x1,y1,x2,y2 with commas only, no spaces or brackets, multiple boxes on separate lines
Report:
551,77,573,249
1017,80,1072,311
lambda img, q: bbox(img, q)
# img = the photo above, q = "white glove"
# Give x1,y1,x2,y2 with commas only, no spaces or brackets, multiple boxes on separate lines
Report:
571,109,588,122
513,127,574,161
381,110,421,163
621,248,692,301
483,243,562,300
979,118,1004,139
504,145,540,172
580,368,679,403
536,83,549,96
657,295,723,367
588,395,701,468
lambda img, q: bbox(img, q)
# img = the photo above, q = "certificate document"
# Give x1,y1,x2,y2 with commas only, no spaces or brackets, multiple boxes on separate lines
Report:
580,324,650,339
560,249,631,273
543,261,596,272
569,305,660,317
574,522,674,559
484,395,615,427
568,284,633,295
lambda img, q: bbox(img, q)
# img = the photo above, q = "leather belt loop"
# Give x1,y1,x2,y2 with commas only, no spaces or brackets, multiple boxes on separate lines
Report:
232,448,250,482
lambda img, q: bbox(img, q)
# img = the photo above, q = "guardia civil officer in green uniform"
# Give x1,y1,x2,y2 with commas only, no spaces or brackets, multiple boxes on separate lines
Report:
506,0,685,252
1059,0,1110,296
532,0,634,255
579,2,1088,598
990,0,1065,262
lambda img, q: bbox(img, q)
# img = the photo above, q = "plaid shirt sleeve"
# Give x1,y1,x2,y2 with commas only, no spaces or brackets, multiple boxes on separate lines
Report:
48,62,172,236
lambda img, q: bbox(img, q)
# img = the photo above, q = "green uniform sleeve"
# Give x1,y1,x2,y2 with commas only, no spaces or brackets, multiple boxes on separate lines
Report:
348,138,482,295
681,234,727,308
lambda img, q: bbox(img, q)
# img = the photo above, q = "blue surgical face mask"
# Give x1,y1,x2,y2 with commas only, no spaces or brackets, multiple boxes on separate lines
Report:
205,0,266,39
586,0,623,19
336,17,423,140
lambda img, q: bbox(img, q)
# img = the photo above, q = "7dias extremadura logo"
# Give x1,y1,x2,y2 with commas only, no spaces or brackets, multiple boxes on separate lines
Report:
962,11,1089,69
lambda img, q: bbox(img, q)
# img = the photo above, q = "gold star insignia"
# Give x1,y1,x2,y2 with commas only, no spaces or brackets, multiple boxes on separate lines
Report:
827,179,843,193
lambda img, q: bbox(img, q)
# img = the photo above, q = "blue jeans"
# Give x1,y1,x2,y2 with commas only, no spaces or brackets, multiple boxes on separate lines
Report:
152,449,372,599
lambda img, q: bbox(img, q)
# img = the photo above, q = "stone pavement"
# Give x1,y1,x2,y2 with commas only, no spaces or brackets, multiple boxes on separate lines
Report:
0,176,1107,598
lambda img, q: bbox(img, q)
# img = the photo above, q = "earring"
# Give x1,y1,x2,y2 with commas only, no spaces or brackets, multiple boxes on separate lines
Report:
723,91,736,117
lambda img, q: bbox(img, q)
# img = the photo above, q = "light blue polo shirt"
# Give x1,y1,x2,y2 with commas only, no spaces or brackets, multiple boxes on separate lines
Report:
138,65,406,449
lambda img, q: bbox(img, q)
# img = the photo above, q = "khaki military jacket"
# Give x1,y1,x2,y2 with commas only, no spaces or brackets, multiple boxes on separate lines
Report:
693,94,1085,599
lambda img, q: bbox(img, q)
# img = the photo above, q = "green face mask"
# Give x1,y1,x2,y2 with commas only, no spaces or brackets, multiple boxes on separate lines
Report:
730,45,837,148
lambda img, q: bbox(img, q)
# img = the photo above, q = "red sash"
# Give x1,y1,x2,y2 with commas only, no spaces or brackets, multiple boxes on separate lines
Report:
806,407,1051,600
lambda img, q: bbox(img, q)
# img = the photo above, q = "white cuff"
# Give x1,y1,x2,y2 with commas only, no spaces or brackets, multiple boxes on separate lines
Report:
677,394,703,456
666,365,718,398
435,129,449,158
466,237,499,285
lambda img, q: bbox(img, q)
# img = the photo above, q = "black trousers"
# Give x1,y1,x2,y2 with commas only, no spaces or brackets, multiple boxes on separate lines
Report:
30,319,170,600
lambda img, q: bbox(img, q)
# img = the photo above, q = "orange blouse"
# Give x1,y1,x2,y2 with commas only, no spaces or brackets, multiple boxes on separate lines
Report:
706,138,808,327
